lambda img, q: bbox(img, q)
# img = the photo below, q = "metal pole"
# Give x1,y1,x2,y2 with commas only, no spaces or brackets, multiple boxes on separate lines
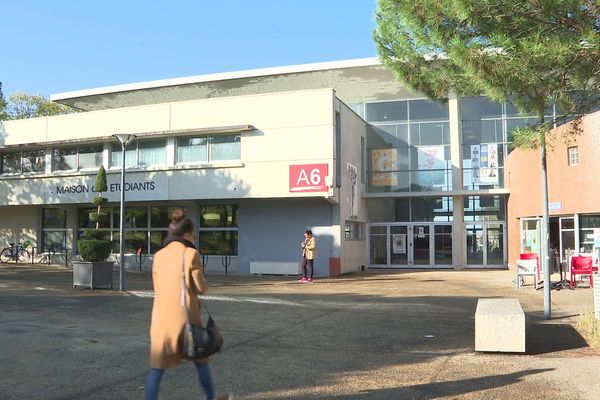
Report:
119,144,126,291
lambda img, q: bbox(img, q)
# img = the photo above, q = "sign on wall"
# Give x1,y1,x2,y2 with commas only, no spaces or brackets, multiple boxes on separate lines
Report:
289,163,329,192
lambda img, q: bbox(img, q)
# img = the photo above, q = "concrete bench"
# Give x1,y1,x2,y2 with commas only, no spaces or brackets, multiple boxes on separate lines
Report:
475,298,525,353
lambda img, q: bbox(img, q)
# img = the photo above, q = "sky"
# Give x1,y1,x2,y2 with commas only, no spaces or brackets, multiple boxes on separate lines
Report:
1,1,379,98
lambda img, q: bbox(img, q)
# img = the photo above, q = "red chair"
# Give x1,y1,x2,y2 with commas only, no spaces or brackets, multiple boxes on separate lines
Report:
520,253,540,283
570,256,594,289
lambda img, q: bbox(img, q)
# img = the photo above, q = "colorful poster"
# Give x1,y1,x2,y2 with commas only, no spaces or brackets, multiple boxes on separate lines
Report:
417,146,445,186
371,149,398,186
480,143,498,184
471,145,481,184
392,234,406,254
471,144,498,185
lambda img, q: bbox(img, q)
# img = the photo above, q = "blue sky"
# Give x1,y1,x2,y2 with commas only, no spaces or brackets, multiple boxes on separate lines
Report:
1,1,378,97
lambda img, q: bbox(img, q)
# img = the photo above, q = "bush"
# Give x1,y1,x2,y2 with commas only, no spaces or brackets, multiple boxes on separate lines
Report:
576,311,600,350
77,239,112,262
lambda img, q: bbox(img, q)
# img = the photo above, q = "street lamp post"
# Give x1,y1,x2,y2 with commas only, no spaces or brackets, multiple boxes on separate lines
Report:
113,134,136,291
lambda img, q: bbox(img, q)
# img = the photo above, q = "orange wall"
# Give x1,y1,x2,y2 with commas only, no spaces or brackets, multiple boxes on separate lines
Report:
505,111,600,267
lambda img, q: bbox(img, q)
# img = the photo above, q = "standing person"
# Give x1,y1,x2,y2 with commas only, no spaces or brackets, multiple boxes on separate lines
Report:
299,229,317,283
145,208,232,400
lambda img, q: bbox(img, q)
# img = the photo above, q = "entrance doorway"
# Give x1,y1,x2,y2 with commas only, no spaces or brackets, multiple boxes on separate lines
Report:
465,222,506,268
368,223,453,268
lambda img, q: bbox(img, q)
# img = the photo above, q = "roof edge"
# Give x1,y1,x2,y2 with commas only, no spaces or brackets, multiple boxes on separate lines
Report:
51,57,380,102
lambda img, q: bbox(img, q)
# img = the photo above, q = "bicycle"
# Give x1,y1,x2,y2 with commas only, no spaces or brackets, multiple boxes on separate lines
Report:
0,242,31,263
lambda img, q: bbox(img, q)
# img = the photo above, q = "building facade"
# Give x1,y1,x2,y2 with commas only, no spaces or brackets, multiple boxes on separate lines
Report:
505,110,600,268
2,58,580,274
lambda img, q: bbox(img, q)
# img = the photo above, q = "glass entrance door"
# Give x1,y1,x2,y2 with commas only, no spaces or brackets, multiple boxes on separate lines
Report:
390,225,409,266
466,222,506,268
369,223,452,268
412,225,430,265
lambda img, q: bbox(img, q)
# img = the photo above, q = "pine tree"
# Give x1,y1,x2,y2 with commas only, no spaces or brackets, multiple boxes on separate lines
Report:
374,0,600,318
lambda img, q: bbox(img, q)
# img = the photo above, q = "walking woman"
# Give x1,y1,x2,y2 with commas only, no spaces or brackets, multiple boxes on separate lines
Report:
145,208,232,400
299,229,317,283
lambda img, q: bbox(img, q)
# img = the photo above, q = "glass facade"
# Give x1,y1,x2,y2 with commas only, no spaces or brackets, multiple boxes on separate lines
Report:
53,145,102,171
176,135,241,164
365,99,450,193
1,150,46,175
368,197,453,223
77,205,181,254
41,208,67,252
199,205,238,255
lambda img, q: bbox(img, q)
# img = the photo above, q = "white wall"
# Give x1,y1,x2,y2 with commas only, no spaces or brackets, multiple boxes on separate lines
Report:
0,89,338,206
0,205,38,249
336,100,368,274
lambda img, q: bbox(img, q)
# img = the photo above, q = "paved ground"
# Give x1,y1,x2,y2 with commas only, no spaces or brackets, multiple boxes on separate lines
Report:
0,264,599,400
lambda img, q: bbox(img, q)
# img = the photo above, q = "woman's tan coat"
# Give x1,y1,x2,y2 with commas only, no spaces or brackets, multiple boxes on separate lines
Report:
149,241,207,369
303,237,316,260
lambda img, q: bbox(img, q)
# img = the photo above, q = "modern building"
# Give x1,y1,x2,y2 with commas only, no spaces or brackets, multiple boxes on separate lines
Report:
2,58,590,274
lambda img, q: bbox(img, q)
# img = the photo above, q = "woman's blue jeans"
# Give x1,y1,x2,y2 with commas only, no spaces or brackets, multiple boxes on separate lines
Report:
145,361,214,400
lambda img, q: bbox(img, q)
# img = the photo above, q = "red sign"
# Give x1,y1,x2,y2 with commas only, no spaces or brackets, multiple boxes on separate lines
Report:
289,164,329,192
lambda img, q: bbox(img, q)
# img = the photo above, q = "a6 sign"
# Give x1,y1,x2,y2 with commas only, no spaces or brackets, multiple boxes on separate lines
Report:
289,164,329,192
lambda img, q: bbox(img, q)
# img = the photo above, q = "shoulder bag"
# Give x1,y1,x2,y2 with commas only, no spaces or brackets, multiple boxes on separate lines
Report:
181,250,223,359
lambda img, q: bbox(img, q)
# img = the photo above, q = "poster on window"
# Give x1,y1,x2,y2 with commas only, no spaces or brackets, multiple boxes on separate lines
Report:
471,144,498,184
417,146,445,186
392,234,407,254
371,149,398,186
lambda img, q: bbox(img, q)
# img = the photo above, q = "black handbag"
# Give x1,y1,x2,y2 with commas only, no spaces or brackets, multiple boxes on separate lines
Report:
180,250,223,359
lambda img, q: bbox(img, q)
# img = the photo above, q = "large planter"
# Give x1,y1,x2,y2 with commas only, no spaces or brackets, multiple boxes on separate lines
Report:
72,261,114,289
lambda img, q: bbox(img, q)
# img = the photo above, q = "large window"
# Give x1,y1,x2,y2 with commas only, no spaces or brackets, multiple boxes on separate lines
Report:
53,145,103,171
464,195,506,221
199,205,238,255
579,214,600,253
1,150,46,175
111,140,166,168
365,99,450,193
368,197,453,223
177,135,241,164
41,208,67,252
77,205,182,254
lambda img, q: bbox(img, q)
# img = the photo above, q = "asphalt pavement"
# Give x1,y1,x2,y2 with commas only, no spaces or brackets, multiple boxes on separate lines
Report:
0,264,599,400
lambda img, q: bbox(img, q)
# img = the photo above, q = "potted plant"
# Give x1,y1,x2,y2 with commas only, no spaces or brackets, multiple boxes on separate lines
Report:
72,166,114,289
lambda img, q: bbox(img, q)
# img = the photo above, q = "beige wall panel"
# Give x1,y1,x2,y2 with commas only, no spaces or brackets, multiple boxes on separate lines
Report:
243,125,333,162
0,205,38,246
2,118,48,146
45,105,172,141
169,90,334,131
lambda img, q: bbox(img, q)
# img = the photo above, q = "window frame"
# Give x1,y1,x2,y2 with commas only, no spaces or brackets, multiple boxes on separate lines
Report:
176,134,241,165
568,146,579,166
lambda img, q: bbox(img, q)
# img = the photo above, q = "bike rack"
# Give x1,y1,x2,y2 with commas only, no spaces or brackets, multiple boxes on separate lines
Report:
221,252,231,275
201,253,209,269
135,247,145,272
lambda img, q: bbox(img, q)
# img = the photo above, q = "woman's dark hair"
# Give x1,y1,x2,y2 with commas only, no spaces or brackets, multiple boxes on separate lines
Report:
168,208,194,237
305,229,312,235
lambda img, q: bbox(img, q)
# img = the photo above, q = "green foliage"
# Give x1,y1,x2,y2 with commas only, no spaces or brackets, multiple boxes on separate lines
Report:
88,211,108,223
77,239,112,262
374,0,600,126
0,83,8,121
95,165,108,193
1,91,77,120
83,166,112,260
78,229,111,262
92,196,108,207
